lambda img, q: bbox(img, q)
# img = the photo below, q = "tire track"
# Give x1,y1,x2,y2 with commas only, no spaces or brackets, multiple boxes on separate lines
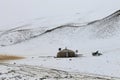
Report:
0,63,120,80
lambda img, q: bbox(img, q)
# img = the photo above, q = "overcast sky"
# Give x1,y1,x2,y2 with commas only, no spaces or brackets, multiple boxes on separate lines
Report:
0,0,120,26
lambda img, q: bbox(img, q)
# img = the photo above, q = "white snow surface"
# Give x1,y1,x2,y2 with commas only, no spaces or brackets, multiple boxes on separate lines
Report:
0,1,120,79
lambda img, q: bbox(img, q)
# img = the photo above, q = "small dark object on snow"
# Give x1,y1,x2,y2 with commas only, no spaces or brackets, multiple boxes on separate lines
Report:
92,51,102,56
58,48,62,51
75,50,78,53
13,62,16,64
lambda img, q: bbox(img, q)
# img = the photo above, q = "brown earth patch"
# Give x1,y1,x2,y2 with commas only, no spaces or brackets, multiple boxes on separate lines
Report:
0,54,25,61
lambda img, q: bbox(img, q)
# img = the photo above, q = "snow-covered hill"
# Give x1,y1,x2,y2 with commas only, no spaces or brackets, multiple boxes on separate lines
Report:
86,10,120,38
1,0,120,79
0,10,119,58
0,10,120,47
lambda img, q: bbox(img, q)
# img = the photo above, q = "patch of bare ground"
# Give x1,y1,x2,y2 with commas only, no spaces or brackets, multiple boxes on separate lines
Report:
0,54,25,61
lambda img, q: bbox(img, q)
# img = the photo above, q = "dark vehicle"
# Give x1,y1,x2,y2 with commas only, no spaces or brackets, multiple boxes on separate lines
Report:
92,51,102,56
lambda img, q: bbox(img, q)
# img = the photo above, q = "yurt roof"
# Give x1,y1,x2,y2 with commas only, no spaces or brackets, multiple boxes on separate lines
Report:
59,49,75,53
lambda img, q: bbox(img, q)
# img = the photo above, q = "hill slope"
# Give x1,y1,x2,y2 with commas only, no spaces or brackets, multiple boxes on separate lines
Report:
0,10,120,47
0,10,120,56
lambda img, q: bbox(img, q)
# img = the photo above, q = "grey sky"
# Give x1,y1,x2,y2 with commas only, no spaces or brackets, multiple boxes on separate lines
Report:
0,0,120,26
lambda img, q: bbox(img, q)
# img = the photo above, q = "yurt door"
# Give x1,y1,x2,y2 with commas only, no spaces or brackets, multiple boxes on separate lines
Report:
66,52,69,57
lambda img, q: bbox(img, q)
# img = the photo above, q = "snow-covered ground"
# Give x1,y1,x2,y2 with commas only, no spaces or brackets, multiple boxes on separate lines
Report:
1,63,120,80
0,11,120,79
1,0,120,79
5,48,120,78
